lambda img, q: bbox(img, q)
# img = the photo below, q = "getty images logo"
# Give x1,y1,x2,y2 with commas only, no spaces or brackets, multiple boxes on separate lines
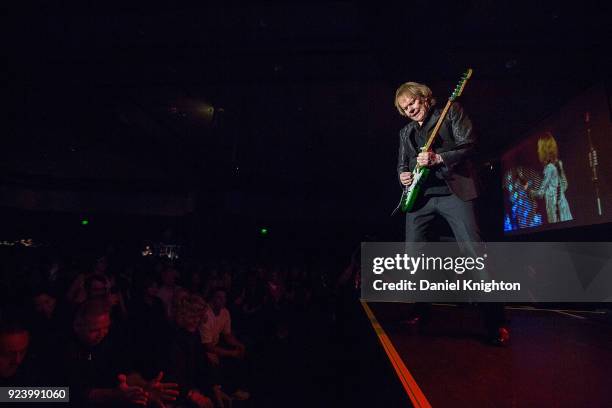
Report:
372,254,487,275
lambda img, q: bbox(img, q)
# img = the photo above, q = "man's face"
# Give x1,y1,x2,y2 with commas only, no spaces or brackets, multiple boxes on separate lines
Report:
94,257,108,274
34,294,57,319
74,314,111,347
178,313,201,333
211,291,226,312
0,332,29,379
398,94,430,123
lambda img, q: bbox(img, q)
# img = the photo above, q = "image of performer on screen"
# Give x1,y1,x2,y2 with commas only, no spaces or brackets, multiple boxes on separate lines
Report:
528,132,573,223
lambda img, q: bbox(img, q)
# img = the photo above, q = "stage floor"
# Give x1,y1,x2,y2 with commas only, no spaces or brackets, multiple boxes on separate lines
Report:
363,302,612,407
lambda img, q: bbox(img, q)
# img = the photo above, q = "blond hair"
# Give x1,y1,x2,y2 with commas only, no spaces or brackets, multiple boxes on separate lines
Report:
537,132,559,164
394,82,436,116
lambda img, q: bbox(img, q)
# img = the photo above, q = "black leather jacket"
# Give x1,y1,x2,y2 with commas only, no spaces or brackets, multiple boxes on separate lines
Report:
397,102,480,201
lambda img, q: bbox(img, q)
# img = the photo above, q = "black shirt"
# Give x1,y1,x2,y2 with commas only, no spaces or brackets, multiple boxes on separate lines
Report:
56,328,134,407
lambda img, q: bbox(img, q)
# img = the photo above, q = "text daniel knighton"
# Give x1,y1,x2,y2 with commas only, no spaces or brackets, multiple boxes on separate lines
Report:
373,279,521,293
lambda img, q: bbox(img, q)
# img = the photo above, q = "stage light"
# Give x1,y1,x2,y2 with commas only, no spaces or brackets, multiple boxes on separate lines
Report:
81,219,89,226
198,104,215,116
170,97,215,124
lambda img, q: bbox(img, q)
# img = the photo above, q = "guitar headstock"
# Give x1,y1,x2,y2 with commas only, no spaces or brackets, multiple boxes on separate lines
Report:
450,68,473,101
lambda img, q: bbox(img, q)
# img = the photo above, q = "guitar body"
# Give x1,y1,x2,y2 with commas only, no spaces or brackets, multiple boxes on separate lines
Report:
400,166,430,212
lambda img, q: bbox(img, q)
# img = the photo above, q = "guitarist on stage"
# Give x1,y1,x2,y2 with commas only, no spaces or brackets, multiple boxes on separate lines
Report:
395,81,510,346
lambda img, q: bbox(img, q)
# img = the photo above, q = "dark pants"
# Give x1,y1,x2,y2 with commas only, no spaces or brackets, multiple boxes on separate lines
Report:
405,194,506,331
405,193,481,243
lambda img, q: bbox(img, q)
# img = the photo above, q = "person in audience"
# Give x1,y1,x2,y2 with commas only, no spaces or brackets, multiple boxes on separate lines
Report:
0,319,38,387
57,298,178,407
128,275,170,378
157,263,183,319
184,265,206,296
200,287,250,401
230,270,265,342
239,271,265,317
262,268,291,341
84,273,128,323
66,256,111,304
219,270,233,292
28,287,70,364
166,294,229,408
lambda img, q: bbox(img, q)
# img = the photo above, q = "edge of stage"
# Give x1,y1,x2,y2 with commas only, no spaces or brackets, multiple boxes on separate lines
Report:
360,302,612,407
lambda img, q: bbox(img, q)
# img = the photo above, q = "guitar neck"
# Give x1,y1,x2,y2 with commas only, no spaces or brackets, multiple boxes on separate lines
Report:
422,98,454,152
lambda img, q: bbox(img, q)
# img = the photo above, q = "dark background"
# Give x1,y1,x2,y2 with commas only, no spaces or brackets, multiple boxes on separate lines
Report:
4,2,611,257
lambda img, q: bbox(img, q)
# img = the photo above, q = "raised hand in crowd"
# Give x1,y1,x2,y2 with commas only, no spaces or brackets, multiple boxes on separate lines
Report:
145,371,180,407
187,389,214,408
117,373,149,406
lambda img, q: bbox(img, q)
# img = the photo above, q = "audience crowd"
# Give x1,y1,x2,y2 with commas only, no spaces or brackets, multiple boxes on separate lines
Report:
0,245,355,407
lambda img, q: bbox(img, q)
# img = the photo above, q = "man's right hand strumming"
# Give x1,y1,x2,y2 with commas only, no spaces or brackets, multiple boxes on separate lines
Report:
399,171,413,186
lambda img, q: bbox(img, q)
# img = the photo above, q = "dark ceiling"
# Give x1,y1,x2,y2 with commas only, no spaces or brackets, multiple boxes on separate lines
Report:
5,2,611,201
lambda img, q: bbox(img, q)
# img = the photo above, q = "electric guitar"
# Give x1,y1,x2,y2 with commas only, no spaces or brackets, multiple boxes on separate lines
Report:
393,68,473,215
